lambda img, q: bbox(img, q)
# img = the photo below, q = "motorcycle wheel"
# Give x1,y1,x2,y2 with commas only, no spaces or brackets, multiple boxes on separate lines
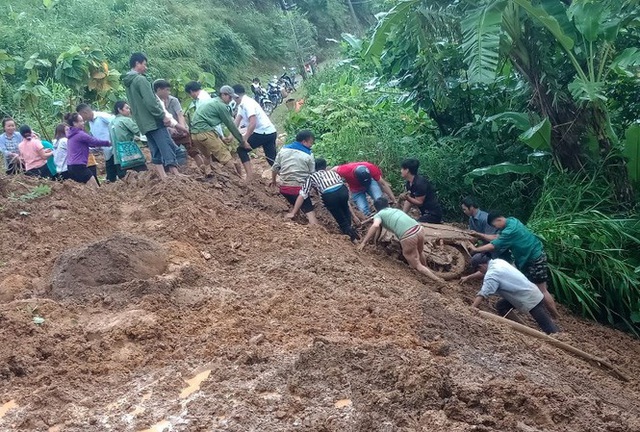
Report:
262,102,274,116
423,244,469,280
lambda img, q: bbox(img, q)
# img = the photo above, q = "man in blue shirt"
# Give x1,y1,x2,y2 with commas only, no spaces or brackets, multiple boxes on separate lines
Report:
77,104,119,182
462,196,496,235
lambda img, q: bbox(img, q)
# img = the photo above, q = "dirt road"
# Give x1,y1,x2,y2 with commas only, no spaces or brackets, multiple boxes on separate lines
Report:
0,161,639,431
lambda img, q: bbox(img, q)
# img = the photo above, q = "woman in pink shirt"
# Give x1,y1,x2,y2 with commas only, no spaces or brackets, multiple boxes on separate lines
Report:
18,125,53,178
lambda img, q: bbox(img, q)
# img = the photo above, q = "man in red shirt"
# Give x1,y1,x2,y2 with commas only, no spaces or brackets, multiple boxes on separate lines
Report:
333,161,395,217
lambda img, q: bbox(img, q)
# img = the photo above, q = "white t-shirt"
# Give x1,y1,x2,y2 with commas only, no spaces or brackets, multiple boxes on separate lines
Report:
477,259,544,312
53,137,68,173
237,95,276,135
196,90,211,107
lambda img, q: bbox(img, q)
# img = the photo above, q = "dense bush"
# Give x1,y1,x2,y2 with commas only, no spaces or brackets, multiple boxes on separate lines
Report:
286,65,539,220
0,0,372,137
529,171,640,333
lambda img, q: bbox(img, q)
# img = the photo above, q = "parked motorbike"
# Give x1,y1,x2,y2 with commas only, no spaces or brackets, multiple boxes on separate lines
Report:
267,79,284,107
253,87,274,115
279,68,296,92
259,93,274,115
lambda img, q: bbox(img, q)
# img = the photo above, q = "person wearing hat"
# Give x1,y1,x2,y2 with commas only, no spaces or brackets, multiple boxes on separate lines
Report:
358,197,444,282
232,84,277,183
332,161,396,217
189,85,247,177
470,255,559,334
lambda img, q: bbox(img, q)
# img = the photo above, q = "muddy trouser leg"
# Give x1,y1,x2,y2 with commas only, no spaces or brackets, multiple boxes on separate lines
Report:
495,299,525,324
105,155,118,182
88,165,100,186
528,300,559,334
322,185,357,240
261,132,277,166
145,127,178,168
238,132,277,166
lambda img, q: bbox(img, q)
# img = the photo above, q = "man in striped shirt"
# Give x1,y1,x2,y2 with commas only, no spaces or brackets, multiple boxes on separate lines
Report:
287,158,360,242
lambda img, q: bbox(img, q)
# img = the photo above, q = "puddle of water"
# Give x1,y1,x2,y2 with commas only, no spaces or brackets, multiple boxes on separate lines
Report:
139,420,170,432
334,399,352,408
0,400,17,419
179,369,211,399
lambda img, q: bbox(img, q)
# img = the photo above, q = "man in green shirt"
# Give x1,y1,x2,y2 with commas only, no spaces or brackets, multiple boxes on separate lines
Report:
470,212,559,318
190,85,247,177
358,197,444,283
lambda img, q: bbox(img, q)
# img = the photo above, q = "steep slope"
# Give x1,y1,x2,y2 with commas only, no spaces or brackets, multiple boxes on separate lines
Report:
0,160,639,432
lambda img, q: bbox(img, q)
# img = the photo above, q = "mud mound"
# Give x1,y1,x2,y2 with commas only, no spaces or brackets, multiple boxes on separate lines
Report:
286,340,452,430
1,155,640,431
50,233,168,301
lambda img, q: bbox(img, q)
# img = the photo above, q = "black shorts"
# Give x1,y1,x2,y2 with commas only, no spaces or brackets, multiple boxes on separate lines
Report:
67,164,94,184
282,192,314,213
25,164,52,179
522,254,549,284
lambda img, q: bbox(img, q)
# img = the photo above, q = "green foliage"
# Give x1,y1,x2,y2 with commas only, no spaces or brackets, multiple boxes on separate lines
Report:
287,65,540,220
0,0,372,134
9,184,52,202
624,124,640,186
461,2,503,84
529,171,640,334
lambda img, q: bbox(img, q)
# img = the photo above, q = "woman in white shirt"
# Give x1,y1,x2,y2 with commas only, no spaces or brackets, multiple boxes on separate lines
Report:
52,123,70,180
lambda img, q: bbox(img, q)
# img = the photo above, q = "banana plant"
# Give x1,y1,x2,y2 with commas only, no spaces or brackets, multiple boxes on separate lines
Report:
15,53,53,140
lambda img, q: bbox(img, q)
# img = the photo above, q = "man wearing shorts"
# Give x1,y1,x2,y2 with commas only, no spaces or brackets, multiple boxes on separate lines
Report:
270,130,318,224
232,84,277,182
124,53,179,179
358,197,444,283
471,255,559,334
190,86,246,178
470,213,560,318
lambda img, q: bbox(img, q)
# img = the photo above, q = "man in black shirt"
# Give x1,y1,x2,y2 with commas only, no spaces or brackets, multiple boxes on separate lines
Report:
400,158,443,223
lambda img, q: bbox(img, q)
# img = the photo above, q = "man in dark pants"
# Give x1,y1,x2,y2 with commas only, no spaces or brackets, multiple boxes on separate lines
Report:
471,255,559,334
400,158,442,223
123,52,180,180
232,84,277,183
470,212,560,318
76,104,121,182
287,158,360,241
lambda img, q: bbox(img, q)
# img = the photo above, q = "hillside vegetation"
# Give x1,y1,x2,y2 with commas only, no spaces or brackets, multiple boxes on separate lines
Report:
0,0,377,133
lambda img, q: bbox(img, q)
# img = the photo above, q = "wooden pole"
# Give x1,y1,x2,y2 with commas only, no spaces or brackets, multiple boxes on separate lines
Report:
477,310,630,382
346,0,359,27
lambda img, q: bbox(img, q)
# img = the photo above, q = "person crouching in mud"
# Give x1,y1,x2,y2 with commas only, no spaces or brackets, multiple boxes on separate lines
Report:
358,197,444,283
471,255,559,334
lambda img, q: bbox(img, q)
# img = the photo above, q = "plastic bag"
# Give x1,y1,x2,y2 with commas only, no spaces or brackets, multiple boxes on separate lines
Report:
115,141,146,169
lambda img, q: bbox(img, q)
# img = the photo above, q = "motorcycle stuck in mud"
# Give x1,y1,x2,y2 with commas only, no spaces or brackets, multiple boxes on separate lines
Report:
363,219,474,280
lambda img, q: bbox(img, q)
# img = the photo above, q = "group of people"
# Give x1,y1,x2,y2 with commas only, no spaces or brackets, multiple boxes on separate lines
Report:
269,135,560,335
0,52,561,336
0,52,279,186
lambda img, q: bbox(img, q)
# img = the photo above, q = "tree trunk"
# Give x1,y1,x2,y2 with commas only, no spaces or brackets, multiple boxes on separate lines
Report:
345,0,359,27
